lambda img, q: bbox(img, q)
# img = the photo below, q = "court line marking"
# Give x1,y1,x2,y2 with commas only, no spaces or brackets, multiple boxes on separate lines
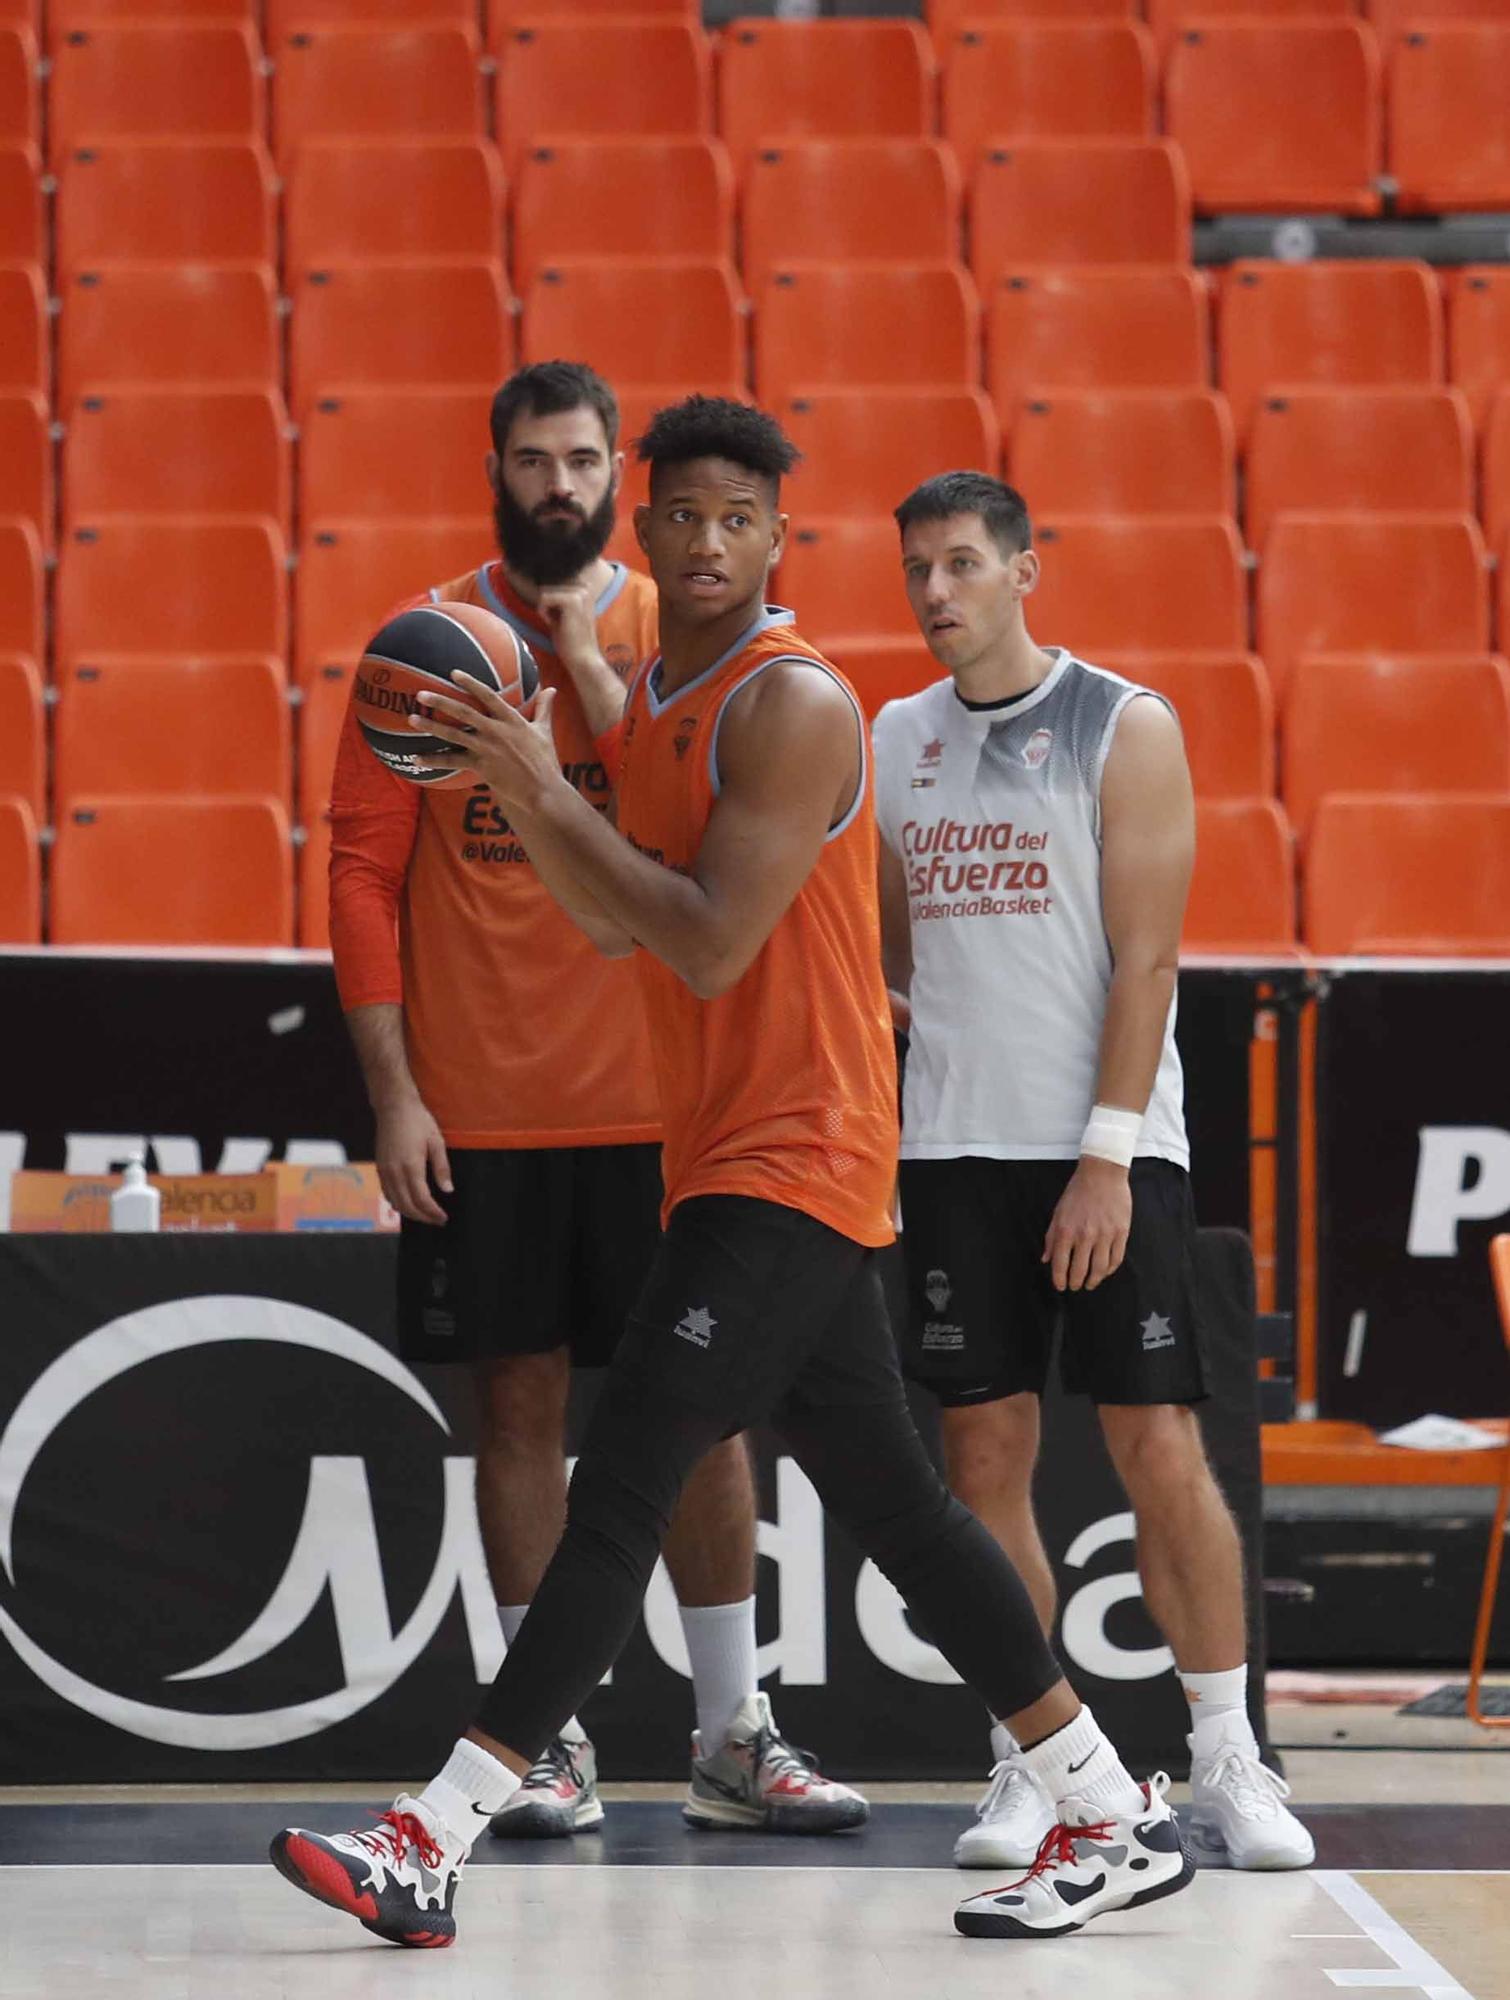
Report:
1315,1871,1473,2000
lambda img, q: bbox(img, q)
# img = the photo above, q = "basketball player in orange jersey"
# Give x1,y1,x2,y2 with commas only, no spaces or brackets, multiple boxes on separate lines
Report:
275,398,1195,1949
328,363,863,1841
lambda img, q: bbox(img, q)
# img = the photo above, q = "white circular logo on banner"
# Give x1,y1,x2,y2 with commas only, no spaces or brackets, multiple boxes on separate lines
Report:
0,1296,463,1751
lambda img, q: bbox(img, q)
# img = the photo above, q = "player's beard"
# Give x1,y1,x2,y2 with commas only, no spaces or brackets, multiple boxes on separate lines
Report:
492,480,617,588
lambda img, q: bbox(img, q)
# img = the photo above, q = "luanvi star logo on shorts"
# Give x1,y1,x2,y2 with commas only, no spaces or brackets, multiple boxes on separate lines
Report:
674,1306,717,1350
1140,1312,1176,1352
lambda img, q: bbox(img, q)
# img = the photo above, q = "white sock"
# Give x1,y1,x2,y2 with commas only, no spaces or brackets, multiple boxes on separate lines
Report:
1021,1705,1145,1818
679,1595,757,1752
989,1720,1022,1765
418,1737,520,1853
497,1606,584,1744
1183,1664,1257,1764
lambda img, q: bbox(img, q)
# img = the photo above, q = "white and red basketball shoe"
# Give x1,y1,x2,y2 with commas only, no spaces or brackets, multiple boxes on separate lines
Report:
489,1727,604,1839
683,1692,870,1833
954,1775,1194,1939
270,1796,464,1949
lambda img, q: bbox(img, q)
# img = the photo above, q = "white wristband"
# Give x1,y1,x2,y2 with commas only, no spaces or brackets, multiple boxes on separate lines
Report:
1080,1103,1143,1170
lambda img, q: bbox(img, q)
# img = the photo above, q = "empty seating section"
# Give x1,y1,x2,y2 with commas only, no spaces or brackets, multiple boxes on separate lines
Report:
0,7,1505,953
943,21,1154,161
1220,262,1444,434
741,141,958,292
56,142,276,271
515,139,732,292
284,141,502,277
972,141,1191,276
1007,391,1235,520
1305,797,1510,955
716,21,931,158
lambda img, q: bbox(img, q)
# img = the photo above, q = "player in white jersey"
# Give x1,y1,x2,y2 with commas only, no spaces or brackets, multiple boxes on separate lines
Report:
873,472,1313,1876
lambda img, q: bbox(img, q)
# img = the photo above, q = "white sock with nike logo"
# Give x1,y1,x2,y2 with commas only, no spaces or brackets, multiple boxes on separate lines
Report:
419,1737,521,1853
1021,1705,1145,1817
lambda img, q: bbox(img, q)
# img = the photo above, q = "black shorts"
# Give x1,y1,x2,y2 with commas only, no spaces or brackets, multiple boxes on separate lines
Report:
397,1144,662,1367
897,1156,1207,1407
613,1194,904,1431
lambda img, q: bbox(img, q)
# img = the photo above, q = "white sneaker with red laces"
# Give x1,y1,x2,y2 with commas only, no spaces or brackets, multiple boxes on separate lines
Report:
954,1775,1195,1939
489,1729,604,1839
270,1795,464,1949
683,1692,869,1834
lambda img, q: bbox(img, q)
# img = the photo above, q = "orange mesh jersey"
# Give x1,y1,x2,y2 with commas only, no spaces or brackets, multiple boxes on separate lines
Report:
329,559,662,1149
617,608,898,1247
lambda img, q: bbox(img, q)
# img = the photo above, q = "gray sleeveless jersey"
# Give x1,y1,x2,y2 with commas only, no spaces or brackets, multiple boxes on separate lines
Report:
872,650,1189,1165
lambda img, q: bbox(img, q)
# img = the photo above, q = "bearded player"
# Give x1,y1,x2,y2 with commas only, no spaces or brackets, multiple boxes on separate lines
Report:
275,398,1195,1949
328,363,862,1841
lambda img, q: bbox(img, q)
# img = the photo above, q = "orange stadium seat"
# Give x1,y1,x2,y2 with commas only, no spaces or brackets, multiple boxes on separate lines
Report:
1367,0,1510,44
1496,528,1510,671
63,387,291,536
1146,0,1354,46
0,389,49,549
288,259,512,418
55,517,288,676
490,0,698,23
1483,392,1510,549
716,19,932,159
1258,513,1489,696
0,654,44,820
0,26,38,148
494,20,711,170
1166,21,1382,215
521,260,744,396
740,140,960,294
55,141,276,274
777,517,914,643
300,387,491,522
52,795,293,947
942,21,1154,162
987,267,1209,422
298,663,350,827
273,27,484,161
1007,390,1235,519
781,389,999,517
285,140,503,279
266,0,474,30
54,656,292,812
1219,260,1443,435
756,265,979,400
929,0,1135,32
0,259,46,393
1282,654,1510,835
49,0,256,29
1450,268,1510,427
0,795,39,943
1305,794,1510,955
513,138,732,293
299,807,331,950
296,519,494,684
0,515,42,659
1390,27,1510,211
57,263,278,409
1032,516,1247,654
0,142,40,260
1244,387,1473,551
1103,652,1275,799
49,23,263,161
1185,799,1296,952
971,140,1190,279
827,636,938,718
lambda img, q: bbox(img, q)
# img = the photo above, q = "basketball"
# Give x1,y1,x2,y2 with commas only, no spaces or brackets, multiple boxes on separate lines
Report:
352,601,541,788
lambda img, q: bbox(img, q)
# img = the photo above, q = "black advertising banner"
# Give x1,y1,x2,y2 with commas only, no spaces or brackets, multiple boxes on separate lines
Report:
0,1234,1267,1785
1317,968,1510,1426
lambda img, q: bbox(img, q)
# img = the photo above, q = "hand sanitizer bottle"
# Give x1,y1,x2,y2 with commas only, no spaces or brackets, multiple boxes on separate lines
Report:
110,1151,161,1233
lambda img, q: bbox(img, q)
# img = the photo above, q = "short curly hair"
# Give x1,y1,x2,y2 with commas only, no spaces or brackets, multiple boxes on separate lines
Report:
636,396,800,497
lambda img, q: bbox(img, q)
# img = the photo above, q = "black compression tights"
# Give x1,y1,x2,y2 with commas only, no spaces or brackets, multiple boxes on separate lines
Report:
474,1368,1062,1761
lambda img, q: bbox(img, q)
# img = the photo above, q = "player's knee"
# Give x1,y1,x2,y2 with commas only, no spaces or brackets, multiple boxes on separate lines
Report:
941,1398,1038,1510
1100,1402,1208,1503
474,1348,571,1455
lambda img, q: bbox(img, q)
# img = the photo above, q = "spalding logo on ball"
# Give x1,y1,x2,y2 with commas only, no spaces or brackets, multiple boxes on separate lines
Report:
353,601,541,788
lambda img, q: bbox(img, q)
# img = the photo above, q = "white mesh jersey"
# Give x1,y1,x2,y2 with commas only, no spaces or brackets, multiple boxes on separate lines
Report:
872,650,1189,1166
